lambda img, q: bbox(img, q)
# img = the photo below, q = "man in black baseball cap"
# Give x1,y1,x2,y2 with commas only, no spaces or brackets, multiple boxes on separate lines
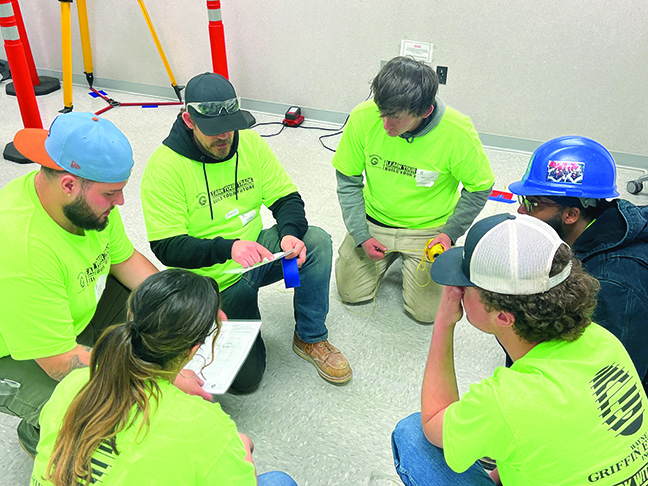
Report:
184,72,256,136
141,73,352,393
391,213,648,485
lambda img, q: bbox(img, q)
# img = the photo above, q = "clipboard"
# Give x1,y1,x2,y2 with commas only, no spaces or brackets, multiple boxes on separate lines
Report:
185,319,262,395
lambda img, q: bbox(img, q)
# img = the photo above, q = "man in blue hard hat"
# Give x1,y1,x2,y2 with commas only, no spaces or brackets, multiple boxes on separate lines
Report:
510,135,648,390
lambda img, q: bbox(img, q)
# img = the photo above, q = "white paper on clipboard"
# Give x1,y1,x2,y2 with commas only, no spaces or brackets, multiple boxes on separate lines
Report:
224,250,294,275
185,319,261,395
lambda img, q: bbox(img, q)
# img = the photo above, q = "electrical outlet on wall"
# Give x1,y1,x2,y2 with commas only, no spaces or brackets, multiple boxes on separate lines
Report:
436,66,448,85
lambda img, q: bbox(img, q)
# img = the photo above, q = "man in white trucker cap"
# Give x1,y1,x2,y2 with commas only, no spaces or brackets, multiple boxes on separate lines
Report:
391,213,648,485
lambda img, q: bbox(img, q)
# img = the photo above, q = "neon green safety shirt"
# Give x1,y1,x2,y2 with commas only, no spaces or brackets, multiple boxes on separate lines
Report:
0,172,134,360
31,368,256,485
332,100,494,229
141,130,298,290
443,323,648,485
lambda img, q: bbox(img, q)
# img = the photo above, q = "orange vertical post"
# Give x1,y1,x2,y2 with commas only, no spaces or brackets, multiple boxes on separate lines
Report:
5,0,60,96
0,0,42,128
9,0,38,85
206,1,229,78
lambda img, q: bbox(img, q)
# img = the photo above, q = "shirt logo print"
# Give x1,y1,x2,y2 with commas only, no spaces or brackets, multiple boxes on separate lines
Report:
591,364,645,437
196,192,208,207
382,160,417,178
208,177,255,204
77,243,110,292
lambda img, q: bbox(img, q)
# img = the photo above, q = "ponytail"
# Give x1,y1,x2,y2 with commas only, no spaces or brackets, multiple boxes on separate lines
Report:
45,269,220,485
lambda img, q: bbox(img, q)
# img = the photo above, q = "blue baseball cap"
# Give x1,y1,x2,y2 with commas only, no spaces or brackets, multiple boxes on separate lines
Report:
14,112,134,183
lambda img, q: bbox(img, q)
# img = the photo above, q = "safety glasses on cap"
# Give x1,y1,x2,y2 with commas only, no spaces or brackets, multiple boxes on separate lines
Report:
517,195,561,213
186,97,241,116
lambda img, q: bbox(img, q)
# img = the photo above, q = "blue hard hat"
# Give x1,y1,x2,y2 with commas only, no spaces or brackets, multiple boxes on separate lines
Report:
509,136,618,198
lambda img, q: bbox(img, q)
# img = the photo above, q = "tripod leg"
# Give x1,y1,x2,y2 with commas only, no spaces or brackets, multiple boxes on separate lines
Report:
136,0,183,101
60,0,73,112
76,0,94,87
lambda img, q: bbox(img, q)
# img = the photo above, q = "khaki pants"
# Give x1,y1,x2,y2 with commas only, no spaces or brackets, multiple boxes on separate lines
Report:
335,222,444,323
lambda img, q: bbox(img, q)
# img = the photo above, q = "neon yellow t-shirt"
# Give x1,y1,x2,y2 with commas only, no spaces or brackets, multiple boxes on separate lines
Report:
141,130,298,290
443,323,648,485
332,100,494,229
31,368,256,485
0,172,134,360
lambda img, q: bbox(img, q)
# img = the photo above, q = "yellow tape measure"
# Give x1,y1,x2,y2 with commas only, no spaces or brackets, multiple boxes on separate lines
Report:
424,241,446,262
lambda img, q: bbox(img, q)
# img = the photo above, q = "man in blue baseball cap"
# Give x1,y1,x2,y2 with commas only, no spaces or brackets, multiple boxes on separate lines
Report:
0,112,164,457
509,136,648,391
391,213,648,485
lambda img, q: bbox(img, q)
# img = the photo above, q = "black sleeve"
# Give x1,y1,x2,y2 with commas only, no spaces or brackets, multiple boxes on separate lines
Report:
268,192,309,240
150,234,237,269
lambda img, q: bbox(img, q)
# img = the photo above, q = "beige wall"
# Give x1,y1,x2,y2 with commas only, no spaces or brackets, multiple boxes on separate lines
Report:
3,0,647,155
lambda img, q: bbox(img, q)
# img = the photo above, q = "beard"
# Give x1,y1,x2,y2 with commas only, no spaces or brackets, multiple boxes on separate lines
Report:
201,138,232,160
63,194,109,231
544,213,568,241
193,131,235,161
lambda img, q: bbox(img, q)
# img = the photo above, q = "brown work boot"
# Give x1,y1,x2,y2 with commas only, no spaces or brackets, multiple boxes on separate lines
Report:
292,334,352,385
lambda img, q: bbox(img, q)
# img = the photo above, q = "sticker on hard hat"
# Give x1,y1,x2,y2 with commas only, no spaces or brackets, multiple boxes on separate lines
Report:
546,160,584,184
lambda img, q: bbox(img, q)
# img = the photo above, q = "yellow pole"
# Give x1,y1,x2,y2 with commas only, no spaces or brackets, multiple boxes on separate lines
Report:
75,0,94,87
60,1,73,111
136,0,182,100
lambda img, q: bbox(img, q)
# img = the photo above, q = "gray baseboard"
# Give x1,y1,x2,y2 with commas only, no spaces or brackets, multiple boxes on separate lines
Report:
36,70,648,172
478,133,647,172
37,69,183,100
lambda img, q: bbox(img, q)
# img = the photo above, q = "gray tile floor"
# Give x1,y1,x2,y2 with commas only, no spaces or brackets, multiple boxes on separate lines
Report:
1,81,647,486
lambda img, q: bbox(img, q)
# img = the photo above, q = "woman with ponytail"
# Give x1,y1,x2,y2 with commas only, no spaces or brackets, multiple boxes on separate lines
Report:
30,268,297,486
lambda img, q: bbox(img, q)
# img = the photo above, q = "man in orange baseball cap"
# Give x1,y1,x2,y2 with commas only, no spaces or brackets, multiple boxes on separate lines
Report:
0,112,164,457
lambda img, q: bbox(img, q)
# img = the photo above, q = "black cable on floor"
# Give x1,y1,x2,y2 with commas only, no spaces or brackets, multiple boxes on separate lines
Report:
250,88,368,149
251,121,286,138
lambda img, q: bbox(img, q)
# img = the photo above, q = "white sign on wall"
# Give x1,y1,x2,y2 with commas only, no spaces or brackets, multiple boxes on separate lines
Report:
400,40,434,63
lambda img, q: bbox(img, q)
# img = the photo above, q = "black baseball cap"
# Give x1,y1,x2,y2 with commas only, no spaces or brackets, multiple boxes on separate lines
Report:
185,73,256,136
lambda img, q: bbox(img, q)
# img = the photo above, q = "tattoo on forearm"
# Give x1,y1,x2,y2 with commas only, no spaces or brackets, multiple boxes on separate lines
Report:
67,354,88,373
49,352,90,381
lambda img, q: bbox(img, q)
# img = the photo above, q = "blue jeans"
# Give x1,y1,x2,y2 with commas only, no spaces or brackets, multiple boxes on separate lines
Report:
392,413,495,486
258,471,298,486
221,225,332,392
